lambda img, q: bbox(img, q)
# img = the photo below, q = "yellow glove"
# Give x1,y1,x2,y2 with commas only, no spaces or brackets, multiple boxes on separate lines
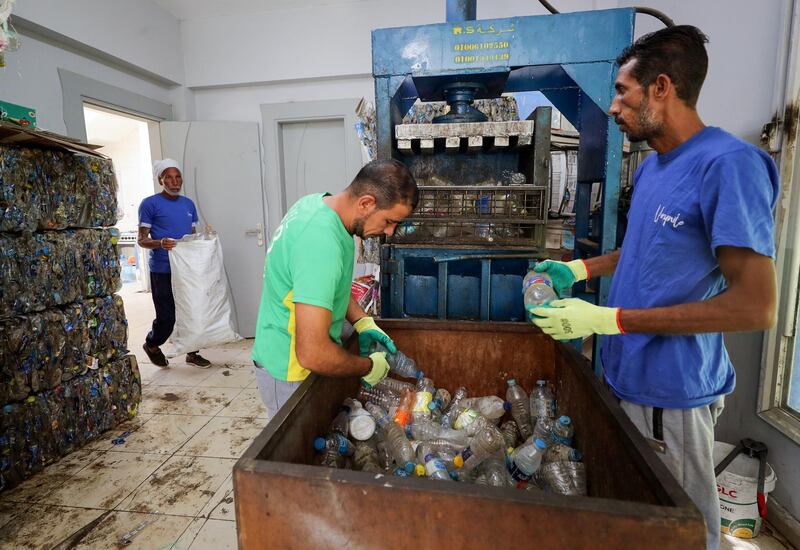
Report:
361,352,390,388
354,316,397,356
529,298,623,340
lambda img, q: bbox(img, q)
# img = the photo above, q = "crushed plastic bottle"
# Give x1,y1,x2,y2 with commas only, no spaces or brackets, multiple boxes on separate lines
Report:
343,398,375,441
357,386,400,411
536,461,587,496
532,415,555,443
543,443,582,463
375,377,414,394
551,415,574,446
412,377,434,420
409,419,469,447
314,433,355,457
353,437,382,473
454,426,504,478
440,387,468,428
523,270,557,308
479,456,513,488
329,409,350,439
461,396,506,421
418,452,452,481
500,420,520,450
366,402,415,473
507,438,547,482
369,341,423,380
505,379,533,441
530,379,556,422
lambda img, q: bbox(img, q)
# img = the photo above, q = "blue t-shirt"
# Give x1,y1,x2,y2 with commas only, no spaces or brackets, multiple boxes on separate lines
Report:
138,194,198,273
602,127,779,409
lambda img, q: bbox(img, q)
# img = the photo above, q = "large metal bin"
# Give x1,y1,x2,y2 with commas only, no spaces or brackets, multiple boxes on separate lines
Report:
234,321,705,548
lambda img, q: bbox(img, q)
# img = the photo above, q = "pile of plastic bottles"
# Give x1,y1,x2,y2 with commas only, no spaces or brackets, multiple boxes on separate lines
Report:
0,144,118,232
313,347,587,496
0,294,129,403
0,355,141,491
0,228,121,317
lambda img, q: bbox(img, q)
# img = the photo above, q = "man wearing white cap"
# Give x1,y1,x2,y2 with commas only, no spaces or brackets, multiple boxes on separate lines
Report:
137,159,212,368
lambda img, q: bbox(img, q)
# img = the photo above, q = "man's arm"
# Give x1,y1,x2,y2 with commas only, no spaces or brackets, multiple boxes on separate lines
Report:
137,226,176,250
346,296,368,325
583,250,621,279
619,246,776,333
295,302,372,377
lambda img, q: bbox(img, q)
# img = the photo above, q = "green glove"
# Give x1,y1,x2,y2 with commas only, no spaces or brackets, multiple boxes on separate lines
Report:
533,259,589,297
361,352,390,388
354,316,397,357
529,298,623,340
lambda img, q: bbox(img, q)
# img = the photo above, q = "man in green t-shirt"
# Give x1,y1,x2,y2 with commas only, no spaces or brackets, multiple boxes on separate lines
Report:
252,159,418,417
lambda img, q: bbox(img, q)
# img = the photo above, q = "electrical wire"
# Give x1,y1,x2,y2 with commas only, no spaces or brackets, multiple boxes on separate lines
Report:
537,0,674,27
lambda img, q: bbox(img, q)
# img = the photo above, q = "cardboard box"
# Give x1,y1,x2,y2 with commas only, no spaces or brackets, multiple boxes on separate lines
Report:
0,100,36,128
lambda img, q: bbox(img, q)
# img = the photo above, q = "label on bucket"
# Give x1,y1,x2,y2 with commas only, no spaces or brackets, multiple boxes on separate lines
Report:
717,471,766,538
721,518,757,539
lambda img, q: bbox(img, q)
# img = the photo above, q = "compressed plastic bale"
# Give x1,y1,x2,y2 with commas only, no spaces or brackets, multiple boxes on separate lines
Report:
0,354,141,491
0,295,128,403
0,229,121,319
0,144,118,232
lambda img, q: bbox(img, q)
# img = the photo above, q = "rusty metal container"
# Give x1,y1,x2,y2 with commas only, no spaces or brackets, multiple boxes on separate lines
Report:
234,321,705,548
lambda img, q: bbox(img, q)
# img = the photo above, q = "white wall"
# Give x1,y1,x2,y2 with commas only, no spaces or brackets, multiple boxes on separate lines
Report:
12,0,185,84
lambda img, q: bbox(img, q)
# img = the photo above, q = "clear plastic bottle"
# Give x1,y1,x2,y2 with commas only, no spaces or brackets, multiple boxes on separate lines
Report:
522,270,557,308
366,402,415,473
419,452,452,481
425,438,467,456
314,433,355,458
369,341,423,380
440,387,468,428
543,443,582,463
505,379,533,441
329,409,350,438
479,456,513,488
357,386,400,411
376,377,415,394
353,437,383,473
393,387,415,427
428,388,452,421
500,420,520,449
551,415,574,446
454,426,504,478
507,438,547,482
409,419,469,447
530,379,556,422
462,396,506,421
343,399,376,441
533,415,555,443
412,378,435,420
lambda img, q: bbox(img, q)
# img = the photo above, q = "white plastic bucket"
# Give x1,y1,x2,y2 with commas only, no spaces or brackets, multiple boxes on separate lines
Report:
713,441,776,539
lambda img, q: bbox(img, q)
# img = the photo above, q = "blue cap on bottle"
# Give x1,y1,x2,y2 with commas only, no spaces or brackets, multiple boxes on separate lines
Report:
570,450,583,462
313,437,326,452
503,401,512,412
415,370,425,380
428,400,439,411
403,461,415,473
507,378,517,386
537,380,546,386
559,415,571,426
534,438,547,449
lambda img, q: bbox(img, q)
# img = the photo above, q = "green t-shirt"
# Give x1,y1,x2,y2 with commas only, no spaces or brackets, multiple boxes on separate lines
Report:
252,193,354,381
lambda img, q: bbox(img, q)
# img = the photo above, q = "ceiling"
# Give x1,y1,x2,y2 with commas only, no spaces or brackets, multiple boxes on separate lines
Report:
151,0,375,21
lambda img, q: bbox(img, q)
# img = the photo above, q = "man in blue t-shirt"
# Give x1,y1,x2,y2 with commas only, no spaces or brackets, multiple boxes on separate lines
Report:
137,159,211,368
531,27,778,549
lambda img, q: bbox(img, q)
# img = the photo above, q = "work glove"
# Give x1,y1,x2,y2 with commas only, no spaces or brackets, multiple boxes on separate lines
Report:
533,259,589,298
361,352,391,388
354,316,397,357
529,298,623,340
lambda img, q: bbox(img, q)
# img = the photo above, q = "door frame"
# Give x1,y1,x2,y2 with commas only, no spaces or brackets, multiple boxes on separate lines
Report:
260,98,362,238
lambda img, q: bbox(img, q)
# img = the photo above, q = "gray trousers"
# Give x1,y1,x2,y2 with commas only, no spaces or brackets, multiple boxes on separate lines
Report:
253,363,302,419
620,398,725,550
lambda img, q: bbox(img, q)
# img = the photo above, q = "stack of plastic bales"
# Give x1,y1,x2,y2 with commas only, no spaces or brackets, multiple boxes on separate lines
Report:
0,137,141,491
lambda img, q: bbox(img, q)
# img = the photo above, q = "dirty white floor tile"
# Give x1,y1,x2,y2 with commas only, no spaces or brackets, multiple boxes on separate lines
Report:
116,456,236,516
0,505,105,549
71,510,194,549
216,388,268,419
177,417,265,459
83,413,155,451
2,448,105,504
198,474,235,522
43,451,166,509
107,414,212,455
175,518,238,550
721,529,795,550
138,385,192,414
0,501,29,530
136,361,164,385
148,364,217,387
196,365,254,389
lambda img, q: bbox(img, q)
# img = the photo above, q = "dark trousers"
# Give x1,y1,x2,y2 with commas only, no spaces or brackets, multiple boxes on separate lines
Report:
146,272,175,348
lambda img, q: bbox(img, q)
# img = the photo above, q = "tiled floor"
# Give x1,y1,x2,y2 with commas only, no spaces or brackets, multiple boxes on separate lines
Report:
0,284,796,549
0,284,262,549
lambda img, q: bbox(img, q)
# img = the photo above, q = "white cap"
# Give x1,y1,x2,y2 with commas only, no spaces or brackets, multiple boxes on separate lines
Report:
349,410,376,441
153,158,181,183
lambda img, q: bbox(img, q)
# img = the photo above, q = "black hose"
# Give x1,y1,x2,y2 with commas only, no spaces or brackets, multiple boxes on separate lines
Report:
537,0,674,27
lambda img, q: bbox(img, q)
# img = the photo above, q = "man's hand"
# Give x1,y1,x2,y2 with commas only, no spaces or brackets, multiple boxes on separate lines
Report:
529,298,622,340
161,238,177,251
533,260,588,297
361,352,390,388
353,316,397,357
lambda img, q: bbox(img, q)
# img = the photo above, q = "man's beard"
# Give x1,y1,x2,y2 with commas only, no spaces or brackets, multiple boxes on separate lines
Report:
352,215,367,239
626,95,664,143
162,187,180,197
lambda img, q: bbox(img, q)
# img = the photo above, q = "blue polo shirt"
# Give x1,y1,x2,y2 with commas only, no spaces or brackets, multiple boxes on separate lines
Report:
138,194,198,273
602,127,778,409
